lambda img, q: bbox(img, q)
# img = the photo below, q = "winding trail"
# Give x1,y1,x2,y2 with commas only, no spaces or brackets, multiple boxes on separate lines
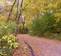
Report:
13,34,61,56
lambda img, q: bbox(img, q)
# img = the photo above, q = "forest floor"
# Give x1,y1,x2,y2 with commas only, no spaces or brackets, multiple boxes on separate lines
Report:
13,34,61,56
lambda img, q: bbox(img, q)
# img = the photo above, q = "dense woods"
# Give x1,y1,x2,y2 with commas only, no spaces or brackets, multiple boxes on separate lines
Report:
0,0,61,56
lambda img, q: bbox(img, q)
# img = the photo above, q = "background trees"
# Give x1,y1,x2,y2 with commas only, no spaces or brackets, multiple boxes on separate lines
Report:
0,0,61,33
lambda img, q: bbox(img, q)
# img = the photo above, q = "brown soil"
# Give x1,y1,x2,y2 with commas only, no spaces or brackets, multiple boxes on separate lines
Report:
13,34,61,56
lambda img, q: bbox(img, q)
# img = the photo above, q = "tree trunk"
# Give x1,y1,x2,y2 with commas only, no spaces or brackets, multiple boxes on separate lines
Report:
7,0,16,22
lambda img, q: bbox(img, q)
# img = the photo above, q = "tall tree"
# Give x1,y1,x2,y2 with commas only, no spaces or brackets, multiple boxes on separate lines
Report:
7,0,16,21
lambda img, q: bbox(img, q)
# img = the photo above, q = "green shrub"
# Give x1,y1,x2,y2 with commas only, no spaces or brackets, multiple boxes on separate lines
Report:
50,19,61,33
0,21,19,56
18,24,28,34
30,12,56,36
55,20,61,33
6,21,17,34
0,21,17,37
0,34,19,56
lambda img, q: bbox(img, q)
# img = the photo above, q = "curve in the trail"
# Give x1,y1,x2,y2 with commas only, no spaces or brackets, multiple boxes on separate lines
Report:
15,34,61,56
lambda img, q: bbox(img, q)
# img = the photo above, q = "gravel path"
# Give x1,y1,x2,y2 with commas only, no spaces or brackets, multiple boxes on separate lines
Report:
13,34,61,56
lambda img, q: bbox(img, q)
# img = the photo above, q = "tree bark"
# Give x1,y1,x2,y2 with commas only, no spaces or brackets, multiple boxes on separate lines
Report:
15,0,24,34
17,0,23,24
7,0,16,22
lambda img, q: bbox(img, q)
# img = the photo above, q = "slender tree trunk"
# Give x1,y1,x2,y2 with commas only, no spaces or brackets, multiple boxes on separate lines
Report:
7,0,16,22
15,0,19,21
15,0,24,34
17,0,23,24
15,0,20,35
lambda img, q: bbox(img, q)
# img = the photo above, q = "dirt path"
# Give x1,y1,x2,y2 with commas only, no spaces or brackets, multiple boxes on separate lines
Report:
13,34,61,56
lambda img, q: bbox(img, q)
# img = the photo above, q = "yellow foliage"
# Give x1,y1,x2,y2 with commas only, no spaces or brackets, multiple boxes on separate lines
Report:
22,0,61,27
0,0,61,28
